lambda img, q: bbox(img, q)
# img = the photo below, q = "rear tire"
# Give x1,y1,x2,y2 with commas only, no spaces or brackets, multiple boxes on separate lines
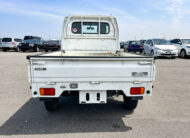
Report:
151,50,154,56
124,47,128,52
142,49,146,55
123,95,138,110
16,47,20,52
36,47,40,52
44,99,59,112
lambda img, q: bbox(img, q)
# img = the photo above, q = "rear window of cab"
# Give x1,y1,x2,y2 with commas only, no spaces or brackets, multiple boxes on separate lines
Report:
71,22,110,34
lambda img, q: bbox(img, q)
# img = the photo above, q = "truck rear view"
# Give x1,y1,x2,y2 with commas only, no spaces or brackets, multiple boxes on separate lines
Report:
27,15,156,112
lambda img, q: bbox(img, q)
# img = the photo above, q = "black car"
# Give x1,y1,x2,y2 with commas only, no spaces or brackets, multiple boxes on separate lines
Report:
43,40,61,52
19,36,44,52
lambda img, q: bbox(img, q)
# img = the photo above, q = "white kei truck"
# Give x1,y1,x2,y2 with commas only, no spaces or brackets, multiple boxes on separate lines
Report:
27,15,156,112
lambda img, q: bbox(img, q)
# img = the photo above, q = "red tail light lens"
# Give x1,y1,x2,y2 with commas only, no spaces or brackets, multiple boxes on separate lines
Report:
130,87,145,95
12,42,15,45
140,44,143,48
40,88,55,95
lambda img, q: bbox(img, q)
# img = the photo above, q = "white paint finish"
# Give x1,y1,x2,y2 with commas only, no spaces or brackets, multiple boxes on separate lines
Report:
61,15,119,53
31,59,154,82
28,15,156,103
31,81,153,98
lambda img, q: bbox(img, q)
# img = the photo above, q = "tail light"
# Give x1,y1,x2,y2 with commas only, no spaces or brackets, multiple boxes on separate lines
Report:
12,42,15,45
40,88,55,95
140,44,143,48
130,87,145,95
128,45,131,47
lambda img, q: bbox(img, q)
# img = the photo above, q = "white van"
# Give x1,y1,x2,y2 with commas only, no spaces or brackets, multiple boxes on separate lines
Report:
143,39,178,58
1,37,22,51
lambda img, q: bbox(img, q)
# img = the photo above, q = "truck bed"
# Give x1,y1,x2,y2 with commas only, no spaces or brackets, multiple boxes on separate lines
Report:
27,51,155,98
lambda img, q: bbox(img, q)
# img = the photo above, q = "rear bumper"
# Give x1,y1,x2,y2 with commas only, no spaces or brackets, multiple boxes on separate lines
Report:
2,47,16,50
30,81,153,98
19,45,34,50
128,48,143,52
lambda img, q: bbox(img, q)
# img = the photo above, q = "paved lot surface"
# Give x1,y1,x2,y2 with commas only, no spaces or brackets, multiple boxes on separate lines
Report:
0,51,189,138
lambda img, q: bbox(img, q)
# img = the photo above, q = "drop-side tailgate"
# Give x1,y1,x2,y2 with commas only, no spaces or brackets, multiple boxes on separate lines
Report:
28,56,155,83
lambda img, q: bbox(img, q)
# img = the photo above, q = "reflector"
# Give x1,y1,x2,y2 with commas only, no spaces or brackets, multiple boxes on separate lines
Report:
130,87,144,95
40,88,55,95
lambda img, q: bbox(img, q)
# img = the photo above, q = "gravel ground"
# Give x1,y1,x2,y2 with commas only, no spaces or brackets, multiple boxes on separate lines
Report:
0,51,189,138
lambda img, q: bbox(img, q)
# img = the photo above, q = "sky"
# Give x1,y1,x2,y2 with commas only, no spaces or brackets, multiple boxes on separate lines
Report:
0,0,190,41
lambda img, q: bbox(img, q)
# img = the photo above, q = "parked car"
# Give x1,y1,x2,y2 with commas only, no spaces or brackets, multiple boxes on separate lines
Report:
1,37,22,51
43,40,61,52
19,36,44,52
124,41,143,53
143,39,178,58
120,41,127,49
170,38,190,58
27,15,156,112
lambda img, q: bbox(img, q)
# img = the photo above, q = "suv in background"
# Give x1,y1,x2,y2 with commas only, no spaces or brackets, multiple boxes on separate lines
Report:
170,38,190,58
1,37,22,51
19,36,44,52
43,40,61,52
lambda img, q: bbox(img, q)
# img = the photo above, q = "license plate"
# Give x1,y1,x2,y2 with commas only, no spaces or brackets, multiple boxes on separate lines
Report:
79,91,107,104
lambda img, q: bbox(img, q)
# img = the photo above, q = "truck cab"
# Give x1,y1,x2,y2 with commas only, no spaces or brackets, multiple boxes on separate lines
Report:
27,15,156,112
62,15,119,53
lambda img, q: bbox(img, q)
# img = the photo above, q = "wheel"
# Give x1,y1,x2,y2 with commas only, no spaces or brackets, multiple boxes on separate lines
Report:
124,47,128,52
142,49,146,55
124,47,126,52
140,50,142,54
44,99,59,112
45,49,48,52
180,50,187,58
151,50,154,56
123,95,138,110
16,47,20,52
36,47,40,52
22,49,25,52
